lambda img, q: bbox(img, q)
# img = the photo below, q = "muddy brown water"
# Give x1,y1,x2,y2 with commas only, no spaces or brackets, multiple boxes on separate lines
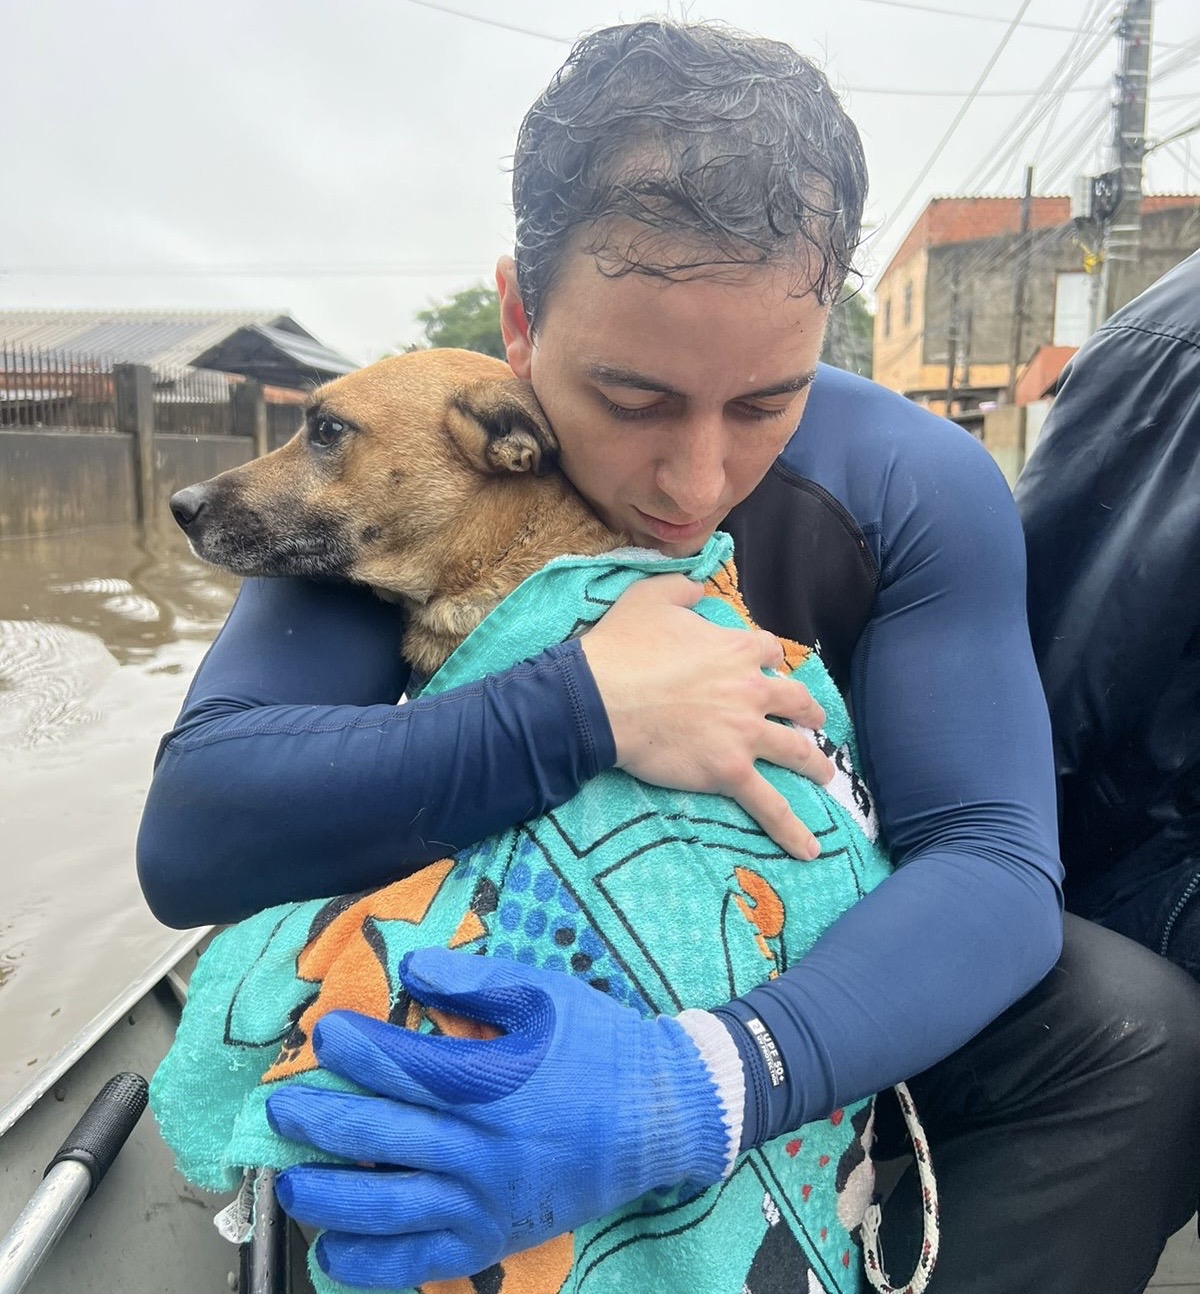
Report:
0,523,237,1125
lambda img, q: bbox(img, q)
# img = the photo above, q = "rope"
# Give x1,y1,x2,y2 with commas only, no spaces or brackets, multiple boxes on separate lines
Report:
862,1082,941,1294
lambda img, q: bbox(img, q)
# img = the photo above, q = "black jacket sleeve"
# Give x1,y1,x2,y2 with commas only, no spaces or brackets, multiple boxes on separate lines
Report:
1016,251,1200,887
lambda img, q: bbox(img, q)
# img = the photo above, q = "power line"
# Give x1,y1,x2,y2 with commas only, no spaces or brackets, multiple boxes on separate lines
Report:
960,0,1113,194
1153,96,1200,130
398,0,1195,57
878,4,1116,280
1036,85,1116,189
1148,116,1200,153
983,32,1200,188
1025,16,1104,187
850,82,1106,96
871,0,1039,247
400,0,569,44
1156,141,1196,188
854,0,1097,35
842,0,1180,45
398,0,1190,96
926,18,1199,329
1039,33,1200,189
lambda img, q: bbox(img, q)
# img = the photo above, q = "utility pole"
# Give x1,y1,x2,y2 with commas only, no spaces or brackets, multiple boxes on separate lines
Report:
1006,164,1035,402
944,267,960,421
961,303,973,395
1096,0,1154,327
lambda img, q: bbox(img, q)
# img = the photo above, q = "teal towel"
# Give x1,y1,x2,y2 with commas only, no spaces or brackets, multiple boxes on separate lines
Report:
151,533,892,1294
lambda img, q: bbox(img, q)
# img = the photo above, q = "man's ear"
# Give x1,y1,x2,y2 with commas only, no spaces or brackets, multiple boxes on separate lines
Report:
447,379,559,476
496,256,533,380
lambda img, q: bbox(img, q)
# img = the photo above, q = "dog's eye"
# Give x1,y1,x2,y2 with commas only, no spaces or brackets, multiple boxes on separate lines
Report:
309,415,348,448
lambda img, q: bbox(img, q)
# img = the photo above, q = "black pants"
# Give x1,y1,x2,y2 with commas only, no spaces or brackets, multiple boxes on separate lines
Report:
874,913,1200,1294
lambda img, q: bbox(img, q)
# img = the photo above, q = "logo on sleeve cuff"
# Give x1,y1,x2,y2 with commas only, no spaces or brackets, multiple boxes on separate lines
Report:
745,1017,786,1088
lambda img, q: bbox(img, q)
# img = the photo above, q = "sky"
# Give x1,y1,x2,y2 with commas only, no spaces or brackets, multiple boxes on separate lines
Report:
1,0,1197,362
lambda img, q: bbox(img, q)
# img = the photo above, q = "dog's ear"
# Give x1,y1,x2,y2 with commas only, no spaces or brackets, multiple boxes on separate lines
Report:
447,379,559,476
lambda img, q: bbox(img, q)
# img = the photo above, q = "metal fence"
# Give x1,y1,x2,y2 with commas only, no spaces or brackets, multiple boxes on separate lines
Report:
0,344,118,430
152,365,235,436
0,344,256,436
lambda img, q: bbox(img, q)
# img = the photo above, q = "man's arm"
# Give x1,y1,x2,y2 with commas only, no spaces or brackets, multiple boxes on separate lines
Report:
137,572,830,928
717,422,1064,1138
136,575,613,927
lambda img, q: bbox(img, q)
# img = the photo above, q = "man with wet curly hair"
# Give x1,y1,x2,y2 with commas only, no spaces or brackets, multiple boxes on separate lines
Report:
139,21,1200,1292
509,22,866,322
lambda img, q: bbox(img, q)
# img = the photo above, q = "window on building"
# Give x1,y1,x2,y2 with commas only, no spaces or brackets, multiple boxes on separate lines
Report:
902,282,913,328
882,299,892,338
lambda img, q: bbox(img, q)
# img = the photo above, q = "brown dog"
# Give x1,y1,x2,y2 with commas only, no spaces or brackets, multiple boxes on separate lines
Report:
170,348,618,675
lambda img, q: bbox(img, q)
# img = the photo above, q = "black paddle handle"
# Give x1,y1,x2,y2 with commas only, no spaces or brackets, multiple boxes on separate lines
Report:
45,1073,149,1198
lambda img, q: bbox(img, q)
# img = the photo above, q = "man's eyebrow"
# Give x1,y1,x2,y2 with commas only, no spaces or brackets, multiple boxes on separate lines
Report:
743,370,818,399
584,364,683,396
584,363,816,400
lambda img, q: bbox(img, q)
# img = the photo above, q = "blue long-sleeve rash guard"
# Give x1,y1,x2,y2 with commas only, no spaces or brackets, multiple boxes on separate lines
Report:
137,364,1063,1138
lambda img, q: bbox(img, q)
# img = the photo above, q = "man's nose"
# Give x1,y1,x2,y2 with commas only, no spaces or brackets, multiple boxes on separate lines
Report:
655,419,727,517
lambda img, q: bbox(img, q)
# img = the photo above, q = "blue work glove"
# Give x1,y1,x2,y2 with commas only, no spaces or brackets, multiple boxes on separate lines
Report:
265,946,745,1289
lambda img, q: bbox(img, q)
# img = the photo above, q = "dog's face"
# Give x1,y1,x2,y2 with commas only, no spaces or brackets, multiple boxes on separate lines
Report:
170,349,561,599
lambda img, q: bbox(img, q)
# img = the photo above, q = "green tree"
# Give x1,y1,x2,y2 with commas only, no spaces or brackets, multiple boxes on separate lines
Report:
821,289,874,377
415,283,505,358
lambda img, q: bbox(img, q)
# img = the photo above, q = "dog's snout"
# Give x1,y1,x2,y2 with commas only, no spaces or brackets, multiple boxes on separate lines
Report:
170,483,212,532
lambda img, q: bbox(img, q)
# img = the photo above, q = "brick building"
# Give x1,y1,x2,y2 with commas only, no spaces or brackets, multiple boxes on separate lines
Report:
873,194,1200,425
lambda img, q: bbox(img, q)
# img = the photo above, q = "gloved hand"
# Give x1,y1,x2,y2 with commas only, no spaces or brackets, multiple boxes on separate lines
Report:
266,947,742,1289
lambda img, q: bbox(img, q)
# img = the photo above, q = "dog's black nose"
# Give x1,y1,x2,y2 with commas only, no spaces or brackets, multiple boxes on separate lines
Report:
170,483,211,532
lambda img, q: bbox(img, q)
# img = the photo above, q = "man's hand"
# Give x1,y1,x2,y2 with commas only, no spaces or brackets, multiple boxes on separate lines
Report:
580,574,833,860
266,949,733,1289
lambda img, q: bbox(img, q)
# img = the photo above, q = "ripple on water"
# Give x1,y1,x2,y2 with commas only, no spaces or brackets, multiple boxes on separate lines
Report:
0,620,117,749
48,578,136,596
48,579,164,624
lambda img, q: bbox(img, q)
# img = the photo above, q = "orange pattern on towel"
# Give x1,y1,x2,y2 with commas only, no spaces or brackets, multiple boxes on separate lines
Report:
263,859,457,1083
419,1234,574,1294
733,867,786,978
704,559,811,674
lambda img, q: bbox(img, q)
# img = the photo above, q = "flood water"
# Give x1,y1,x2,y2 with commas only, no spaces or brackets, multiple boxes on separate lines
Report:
0,523,237,1125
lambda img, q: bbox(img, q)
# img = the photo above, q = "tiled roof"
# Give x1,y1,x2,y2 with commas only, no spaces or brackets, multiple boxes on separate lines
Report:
1015,344,1078,405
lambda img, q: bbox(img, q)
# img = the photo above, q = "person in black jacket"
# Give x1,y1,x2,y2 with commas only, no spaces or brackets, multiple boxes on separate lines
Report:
1017,249,1200,977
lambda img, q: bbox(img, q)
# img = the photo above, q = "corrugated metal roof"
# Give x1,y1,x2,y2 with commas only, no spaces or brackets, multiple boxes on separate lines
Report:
253,325,358,376
188,325,359,386
0,309,289,372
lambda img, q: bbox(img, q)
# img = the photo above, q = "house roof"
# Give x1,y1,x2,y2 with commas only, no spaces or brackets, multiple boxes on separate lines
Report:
191,323,358,387
878,194,1200,286
1015,344,1078,405
0,310,282,370
0,310,358,387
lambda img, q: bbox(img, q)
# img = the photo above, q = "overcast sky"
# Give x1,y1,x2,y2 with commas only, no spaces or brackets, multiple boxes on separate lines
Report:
2,0,1197,361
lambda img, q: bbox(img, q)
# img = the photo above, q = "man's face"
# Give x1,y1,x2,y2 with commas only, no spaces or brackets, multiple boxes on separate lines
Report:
497,240,831,557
